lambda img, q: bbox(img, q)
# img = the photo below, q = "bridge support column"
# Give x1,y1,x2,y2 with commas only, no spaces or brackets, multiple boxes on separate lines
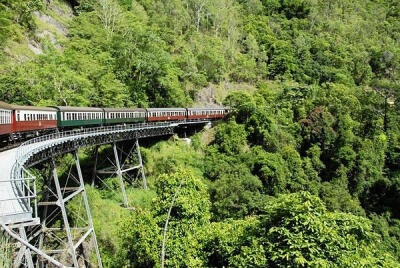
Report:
74,150,102,268
136,139,147,190
95,140,147,208
13,227,34,268
113,142,129,207
38,167,53,268
51,158,79,268
36,155,103,268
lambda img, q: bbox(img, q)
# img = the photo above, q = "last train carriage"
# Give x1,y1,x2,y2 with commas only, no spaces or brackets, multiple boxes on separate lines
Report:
0,102,229,145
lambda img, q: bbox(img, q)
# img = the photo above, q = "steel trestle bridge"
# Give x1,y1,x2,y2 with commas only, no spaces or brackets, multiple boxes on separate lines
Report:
0,119,212,267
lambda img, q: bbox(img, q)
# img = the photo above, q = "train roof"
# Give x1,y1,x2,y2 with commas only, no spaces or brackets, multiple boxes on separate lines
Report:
146,108,187,112
187,107,226,110
0,102,57,111
103,107,146,112
0,101,13,110
13,106,57,112
4,103,56,112
51,106,104,112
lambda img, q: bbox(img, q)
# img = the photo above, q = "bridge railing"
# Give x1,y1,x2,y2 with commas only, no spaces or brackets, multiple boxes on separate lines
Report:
8,118,212,223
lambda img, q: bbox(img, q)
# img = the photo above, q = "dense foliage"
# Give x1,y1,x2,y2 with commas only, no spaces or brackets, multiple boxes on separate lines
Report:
2,0,400,267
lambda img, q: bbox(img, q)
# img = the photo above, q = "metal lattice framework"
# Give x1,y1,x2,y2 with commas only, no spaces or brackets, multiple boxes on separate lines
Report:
0,119,212,267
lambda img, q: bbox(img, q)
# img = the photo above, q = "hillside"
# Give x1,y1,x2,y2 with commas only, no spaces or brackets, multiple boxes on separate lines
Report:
1,0,400,267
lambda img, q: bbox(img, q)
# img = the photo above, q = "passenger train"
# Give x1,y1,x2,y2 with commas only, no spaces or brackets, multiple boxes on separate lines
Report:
0,102,229,146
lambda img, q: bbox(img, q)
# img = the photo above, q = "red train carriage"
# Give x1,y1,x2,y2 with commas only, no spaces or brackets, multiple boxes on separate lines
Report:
0,102,13,138
187,108,227,120
146,108,187,122
11,105,57,135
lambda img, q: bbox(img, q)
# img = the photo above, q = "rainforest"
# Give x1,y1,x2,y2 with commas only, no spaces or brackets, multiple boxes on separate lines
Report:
0,0,400,267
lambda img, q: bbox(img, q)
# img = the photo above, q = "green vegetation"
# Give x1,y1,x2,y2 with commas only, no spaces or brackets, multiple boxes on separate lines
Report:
2,0,400,267
0,231,12,268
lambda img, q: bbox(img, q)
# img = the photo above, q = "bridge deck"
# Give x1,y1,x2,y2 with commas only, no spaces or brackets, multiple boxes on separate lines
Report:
0,149,32,224
0,120,210,225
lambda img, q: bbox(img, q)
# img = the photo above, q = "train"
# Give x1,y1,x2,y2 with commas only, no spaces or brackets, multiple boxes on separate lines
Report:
0,102,229,146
